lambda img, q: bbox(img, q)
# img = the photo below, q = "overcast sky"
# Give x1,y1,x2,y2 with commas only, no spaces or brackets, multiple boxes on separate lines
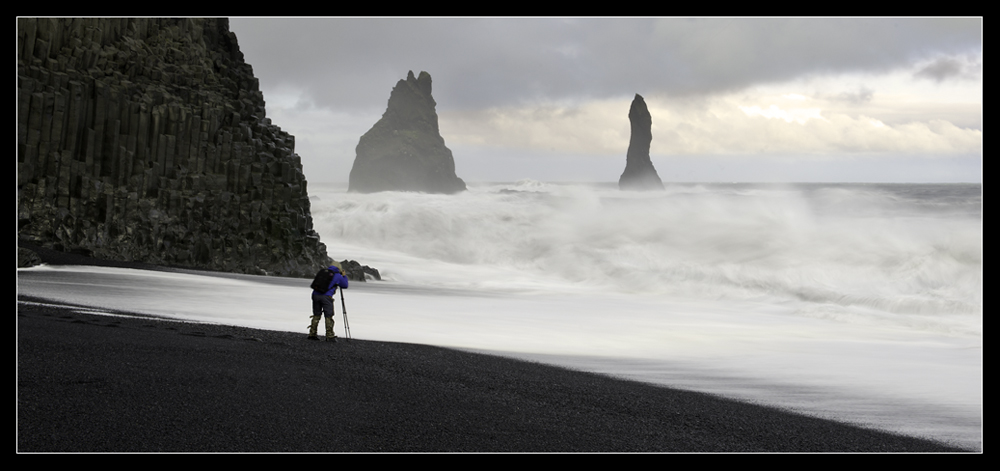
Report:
227,17,982,184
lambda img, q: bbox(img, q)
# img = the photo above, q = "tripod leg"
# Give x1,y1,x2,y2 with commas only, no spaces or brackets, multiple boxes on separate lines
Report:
340,289,351,340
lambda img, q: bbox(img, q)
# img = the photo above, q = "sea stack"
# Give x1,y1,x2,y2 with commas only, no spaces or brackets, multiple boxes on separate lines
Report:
618,94,664,191
348,71,466,194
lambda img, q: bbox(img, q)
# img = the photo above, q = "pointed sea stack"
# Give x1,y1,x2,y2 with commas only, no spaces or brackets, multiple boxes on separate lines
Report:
618,94,664,191
348,71,466,194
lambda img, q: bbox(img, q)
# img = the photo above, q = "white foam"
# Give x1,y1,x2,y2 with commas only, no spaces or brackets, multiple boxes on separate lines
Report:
19,182,982,450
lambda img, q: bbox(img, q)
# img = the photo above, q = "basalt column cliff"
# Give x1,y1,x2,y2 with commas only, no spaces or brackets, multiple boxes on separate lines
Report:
348,71,466,194
17,18,331,276
618,94,664,191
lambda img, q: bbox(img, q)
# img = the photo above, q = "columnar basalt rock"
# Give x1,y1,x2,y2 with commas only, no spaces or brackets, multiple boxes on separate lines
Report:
618,94,664,191
348,70,466,194
17,18,331,277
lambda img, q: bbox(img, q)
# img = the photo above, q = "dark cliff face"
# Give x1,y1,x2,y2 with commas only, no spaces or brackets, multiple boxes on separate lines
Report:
17,18,331,277
618,94,664,191
348,70,466,194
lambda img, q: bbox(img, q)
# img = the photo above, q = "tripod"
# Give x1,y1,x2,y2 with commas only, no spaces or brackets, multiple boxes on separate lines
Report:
339,288,351,340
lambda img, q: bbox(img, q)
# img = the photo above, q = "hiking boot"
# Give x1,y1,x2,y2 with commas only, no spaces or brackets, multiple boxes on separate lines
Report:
324,316,335,339
326,335,338,343
308,315,321,339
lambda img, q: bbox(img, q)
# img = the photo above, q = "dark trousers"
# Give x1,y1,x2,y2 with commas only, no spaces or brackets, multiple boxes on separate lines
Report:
312,292,334,318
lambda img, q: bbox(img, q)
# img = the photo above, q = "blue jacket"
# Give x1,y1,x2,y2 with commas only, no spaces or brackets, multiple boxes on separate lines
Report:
313,266,349,296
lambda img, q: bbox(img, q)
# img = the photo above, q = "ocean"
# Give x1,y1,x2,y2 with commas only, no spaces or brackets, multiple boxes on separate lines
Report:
17,181,982,450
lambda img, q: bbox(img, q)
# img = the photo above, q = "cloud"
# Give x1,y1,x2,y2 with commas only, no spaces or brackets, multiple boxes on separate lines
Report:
225,17,982,183
654,92,981,156
229,17,982,111
738,104,826,124
914,56,977,82
830,86,875,105
437,88,981,160
440,99,629,155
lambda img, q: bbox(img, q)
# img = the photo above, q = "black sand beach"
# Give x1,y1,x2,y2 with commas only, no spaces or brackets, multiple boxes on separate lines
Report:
17,248,969,452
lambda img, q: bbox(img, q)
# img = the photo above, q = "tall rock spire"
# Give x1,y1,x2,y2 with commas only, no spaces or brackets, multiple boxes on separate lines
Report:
348,71,466,194
618,94,664,191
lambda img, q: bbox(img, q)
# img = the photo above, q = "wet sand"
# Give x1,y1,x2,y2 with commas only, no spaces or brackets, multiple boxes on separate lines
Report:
16,246,968,452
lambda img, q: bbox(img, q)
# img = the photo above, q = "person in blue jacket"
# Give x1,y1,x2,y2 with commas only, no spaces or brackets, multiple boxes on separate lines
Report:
310,265,349,341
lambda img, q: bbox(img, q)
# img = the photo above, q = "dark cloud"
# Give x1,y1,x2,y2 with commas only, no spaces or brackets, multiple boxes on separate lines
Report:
915,57,967,82
229,17,982,111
